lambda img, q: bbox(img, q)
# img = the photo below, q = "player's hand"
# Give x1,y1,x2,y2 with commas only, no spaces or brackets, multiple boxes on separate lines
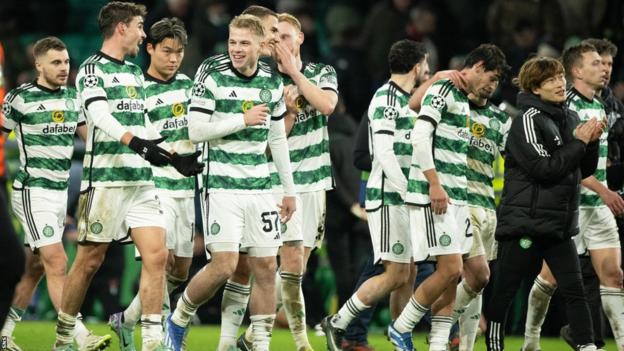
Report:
435,70,467,91
575,118,598,144
128,136,170,166
591,117,607,141
243,104,269,126
170,151,205,177
275,43,298,77
600,188,624,216
278,196,297,223
429,183,450,215
284,85,299,114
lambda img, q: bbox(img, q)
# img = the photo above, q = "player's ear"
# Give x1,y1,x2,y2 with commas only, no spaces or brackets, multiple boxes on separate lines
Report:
146,43,154,55
297,31,304,45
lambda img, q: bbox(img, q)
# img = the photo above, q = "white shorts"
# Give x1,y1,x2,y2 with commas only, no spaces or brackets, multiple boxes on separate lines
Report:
161,195,195,258
410,204,473,262
77,186,165,243
467,206,498,260
574,206,620,255
12,188,67,251
205,192,281,257
368,205,412,263
278,190,326,248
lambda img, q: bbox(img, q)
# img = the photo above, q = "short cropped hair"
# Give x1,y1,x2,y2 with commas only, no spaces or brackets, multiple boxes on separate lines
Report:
562,42,597,78
463,44,510,76
147,17,188,47
515,56,564,93
278,13,301,32
33,36,67,58
388,39,428,74
241,5,277,19
98,2,147,39
582,38,618,57
229,15,265,39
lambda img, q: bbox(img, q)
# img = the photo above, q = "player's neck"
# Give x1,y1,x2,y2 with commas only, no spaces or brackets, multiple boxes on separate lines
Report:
100,40,127,63
236,61,258,77
147,65,174,82
573,81,596,101
390,73,415,94
36,76,61,91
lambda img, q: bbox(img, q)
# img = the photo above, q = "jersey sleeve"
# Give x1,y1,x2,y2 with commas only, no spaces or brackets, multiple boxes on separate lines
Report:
271,80,286,120
369,98,399,136
418,80,452,126
76,63,107,110
499,114,512,154
318,64,338,93
1,90,23,132
188,65,217,120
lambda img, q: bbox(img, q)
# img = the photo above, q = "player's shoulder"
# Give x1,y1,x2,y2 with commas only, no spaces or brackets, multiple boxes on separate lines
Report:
429,78,457,96
63,86,78,98
176,72,192,81
199,54,230,72
305,61,336,74
6,82,36,103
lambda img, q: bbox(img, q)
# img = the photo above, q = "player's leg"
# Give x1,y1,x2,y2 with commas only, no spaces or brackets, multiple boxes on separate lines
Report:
168,192,243,350
484,238,541,351
389,264,417,319
218,254,251,351
1,249,44,348
522,261,557,351
585,207,624,351
543,238,596,349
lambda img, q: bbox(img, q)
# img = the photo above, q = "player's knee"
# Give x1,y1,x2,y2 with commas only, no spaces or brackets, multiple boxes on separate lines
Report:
604,266,624,288
41,252,68,277
438,260,462,283
82,253,106,276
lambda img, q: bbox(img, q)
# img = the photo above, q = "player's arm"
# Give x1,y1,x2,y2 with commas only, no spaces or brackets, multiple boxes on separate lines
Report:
276,44,338,116
75,105,87,141
0,91,21,136
409,71,466,111
370,104,407,193
581,176,624,215
268,87,297,222
411,84,450,214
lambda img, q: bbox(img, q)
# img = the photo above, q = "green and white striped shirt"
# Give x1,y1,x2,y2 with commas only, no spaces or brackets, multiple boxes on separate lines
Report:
2,82,83,190
77,51,153,189
566,88,607,208
190,55,286,194
406,79,471,205
279,62,337,192
466,102,511,210
144,72,194,197
365,81,415,210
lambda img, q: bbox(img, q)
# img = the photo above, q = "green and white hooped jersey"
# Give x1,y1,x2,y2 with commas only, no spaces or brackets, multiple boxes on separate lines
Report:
2,83,83,190
144,72,195,198
566,88,608,208
77,51,153,189
365,81,415,210
274,62,338,192
406,79,471,206
466,102,511,210
190,54,286,194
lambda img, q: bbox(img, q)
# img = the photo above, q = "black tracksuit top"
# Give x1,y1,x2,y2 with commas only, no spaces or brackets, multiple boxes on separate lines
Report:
495,92,599,241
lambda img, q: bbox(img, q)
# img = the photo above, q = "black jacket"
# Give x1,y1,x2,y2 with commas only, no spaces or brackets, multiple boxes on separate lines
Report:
495,92,599,241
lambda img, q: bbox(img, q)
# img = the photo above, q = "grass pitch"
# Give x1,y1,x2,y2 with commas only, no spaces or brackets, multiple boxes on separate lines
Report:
12,321,615,350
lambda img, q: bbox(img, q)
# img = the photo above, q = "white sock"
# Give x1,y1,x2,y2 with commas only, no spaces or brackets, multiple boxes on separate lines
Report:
217,280,251,350
280,271,310,349
161,281,171,317
394,297,429,333
275,271,283,311
1,306,24,337
73,314,90,347
429,315,453,351
523,276,556,351
600,286,624,351
141,314,163,345
123,294,143,328
55,311,77,346
459,294,482,351
452,280,479,323
171,291,199,328
250,314,275,351
331,293,370,330
579,344,597,351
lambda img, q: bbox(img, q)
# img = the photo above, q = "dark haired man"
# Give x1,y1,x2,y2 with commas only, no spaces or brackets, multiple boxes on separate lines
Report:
0,36,111,351
107,17,198,351
321,39,429,351
522,43,624,351
52,3,202,350
384,44,510,351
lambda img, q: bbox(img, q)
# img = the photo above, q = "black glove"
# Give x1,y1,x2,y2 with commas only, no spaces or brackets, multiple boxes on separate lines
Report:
128,136,171,166
171,150,204,176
